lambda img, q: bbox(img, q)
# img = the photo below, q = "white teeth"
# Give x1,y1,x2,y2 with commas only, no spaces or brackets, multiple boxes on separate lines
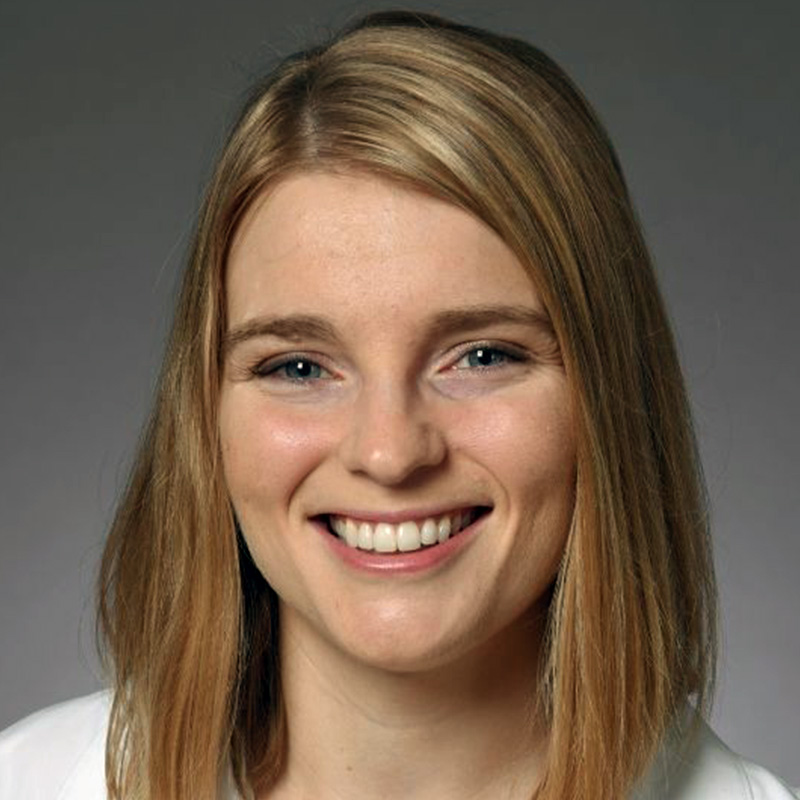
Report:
438,516,451,543
345,519,359,548
328,509,483,553
397,521,421,552
374,523,397,553
357,522,373,550
420,519,438,545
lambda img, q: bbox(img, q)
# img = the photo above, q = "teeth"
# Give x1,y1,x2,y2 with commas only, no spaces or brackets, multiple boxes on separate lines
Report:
357,522,373,550
438,515,452,543
420,519,438,545
344,519,359,548
327,509,481,553
397,521,421,552
374,523,397,553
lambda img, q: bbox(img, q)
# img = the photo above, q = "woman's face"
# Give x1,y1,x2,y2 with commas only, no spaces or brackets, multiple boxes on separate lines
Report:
220,171,575,672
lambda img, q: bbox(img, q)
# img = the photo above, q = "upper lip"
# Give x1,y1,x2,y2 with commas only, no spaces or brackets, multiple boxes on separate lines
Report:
312,504,492,525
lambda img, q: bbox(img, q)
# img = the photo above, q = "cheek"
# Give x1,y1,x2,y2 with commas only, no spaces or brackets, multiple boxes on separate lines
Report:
446,385,575,571
444,390,576,495
219,392,335,514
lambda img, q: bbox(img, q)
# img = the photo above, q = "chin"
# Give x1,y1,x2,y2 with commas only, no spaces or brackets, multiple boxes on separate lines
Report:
321,601,515,675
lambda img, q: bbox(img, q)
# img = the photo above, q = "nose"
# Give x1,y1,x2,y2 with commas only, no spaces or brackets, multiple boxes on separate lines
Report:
338,383,447,485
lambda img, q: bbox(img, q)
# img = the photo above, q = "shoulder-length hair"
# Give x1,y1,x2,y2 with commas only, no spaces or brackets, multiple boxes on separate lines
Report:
98,11,717,800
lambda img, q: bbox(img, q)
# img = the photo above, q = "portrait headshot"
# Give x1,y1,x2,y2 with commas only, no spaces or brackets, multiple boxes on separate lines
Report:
1,1,798,798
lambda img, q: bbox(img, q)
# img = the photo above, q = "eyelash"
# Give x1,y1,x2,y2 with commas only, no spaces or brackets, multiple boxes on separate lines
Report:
250,342,528,384
251,355,332,383
449,343,528,371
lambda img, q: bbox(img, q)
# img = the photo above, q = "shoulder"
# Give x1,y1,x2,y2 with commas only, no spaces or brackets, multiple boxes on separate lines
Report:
0,692,110,800
635,718,798,800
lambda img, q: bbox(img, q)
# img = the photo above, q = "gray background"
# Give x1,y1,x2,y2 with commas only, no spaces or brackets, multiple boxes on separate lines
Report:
1,0,797,785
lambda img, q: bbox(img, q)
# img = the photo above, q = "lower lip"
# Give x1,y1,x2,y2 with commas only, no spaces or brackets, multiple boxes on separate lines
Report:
315,514,486,575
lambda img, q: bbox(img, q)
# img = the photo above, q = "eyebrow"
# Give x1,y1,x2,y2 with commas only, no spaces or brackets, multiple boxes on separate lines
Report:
425,304,555,341
222,304,555,355
223,314,340,354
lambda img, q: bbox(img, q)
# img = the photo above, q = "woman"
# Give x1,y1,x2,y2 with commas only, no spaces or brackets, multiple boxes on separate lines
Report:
0,10,796,800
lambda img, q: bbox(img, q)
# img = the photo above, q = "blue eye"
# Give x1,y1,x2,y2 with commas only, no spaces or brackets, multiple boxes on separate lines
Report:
256,357,327,382
455,345,522,369
282,359,323,380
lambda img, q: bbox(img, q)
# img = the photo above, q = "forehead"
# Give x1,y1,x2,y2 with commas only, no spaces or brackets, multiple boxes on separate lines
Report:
225,171,543,325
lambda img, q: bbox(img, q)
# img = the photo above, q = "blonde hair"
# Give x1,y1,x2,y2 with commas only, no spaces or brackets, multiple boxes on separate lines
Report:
98,11,717,799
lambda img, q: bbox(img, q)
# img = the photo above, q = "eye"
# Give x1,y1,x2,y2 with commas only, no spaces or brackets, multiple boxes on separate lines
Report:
254,356,330,382
451,344,526,370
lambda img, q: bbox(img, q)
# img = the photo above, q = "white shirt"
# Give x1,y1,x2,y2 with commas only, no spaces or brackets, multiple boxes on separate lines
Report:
0,692,797,799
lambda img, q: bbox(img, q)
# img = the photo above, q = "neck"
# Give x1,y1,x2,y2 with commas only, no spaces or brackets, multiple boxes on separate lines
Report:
267,606,549,800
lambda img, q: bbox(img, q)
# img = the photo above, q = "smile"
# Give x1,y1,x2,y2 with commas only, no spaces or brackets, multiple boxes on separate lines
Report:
322,508,490,553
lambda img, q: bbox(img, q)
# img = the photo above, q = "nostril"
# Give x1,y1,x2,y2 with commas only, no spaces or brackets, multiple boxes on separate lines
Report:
338,404,447,485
